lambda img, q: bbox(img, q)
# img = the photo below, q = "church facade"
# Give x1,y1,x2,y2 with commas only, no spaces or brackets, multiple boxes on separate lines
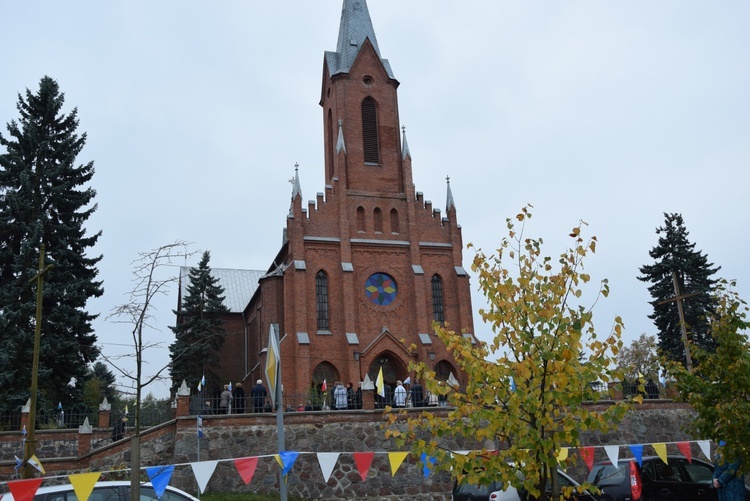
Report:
193,0,477,398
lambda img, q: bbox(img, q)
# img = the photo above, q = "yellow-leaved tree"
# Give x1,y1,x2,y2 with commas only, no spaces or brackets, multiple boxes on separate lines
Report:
386,206,636,500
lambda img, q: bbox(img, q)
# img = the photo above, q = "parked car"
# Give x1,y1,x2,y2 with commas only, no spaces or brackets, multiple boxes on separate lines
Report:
453,469,595,500
587,455,750,500
1,480,199,501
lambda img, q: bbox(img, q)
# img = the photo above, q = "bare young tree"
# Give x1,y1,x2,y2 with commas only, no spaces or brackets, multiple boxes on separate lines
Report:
103,241,193,501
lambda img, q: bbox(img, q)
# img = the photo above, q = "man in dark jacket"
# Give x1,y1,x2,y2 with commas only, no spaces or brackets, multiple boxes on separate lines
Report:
411,380,425,407
233,383,246,413
251,379,268,413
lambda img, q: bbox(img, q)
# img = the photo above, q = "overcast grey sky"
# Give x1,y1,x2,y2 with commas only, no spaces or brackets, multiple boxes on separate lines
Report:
2,1,749,399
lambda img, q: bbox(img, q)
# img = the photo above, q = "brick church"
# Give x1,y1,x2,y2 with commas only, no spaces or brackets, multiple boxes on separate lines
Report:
179,0,476,398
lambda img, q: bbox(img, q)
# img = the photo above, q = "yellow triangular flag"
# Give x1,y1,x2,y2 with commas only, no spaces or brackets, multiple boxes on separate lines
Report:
653,443,668,464
274,454,283,468
28,454,45,474
69,472,101,501
376,367,385,398
388,452,409,476
556,448,569,462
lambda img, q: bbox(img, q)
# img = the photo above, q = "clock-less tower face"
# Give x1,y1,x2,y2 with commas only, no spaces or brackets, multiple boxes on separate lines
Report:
364,272,397,306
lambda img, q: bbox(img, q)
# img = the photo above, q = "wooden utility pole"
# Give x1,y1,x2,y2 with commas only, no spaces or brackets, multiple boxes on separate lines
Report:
657,271,702,373
23,244,54,478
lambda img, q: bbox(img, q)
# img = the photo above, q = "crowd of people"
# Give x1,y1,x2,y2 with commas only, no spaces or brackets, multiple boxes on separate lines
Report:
375,379,447,409
202,379,271,414
197,377,447,414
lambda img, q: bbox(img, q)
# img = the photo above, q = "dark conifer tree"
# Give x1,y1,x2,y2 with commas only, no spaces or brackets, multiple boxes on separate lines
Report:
638,213,719,365
0,76,102,411
169,251,229,390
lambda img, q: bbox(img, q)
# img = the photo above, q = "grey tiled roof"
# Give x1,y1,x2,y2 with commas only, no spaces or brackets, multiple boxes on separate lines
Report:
179,267,265,313
326,0,395,78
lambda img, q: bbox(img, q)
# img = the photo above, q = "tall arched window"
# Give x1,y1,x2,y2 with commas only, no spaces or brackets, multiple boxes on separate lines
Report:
357,206,366,232
316,271,329,331
431,274,445,324
361,97,380,164
374,208,383,233
390,208,399,234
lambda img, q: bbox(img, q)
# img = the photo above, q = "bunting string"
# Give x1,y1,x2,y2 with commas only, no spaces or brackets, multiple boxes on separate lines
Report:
0,439,715,501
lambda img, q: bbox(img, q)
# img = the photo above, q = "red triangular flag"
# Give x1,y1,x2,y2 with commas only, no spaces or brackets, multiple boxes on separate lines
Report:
8,478,44,501
353,452,375,481
579,447,595,471
676,442,692,463
234,457,259,485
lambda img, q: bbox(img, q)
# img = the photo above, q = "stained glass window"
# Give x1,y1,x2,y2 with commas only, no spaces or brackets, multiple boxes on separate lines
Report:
365,273,397,306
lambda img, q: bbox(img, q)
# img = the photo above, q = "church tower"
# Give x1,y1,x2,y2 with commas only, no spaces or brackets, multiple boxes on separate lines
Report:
242,0,476,399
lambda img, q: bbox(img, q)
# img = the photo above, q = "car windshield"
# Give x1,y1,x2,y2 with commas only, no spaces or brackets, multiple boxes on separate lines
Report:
588,464,627,487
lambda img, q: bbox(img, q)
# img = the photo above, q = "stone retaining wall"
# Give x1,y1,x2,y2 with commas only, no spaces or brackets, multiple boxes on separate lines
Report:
166,403,700,500
1,402,705,501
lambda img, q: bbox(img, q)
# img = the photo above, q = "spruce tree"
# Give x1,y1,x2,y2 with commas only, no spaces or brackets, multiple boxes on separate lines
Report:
638,213,719,364
0,76,102,412
169,251,229,390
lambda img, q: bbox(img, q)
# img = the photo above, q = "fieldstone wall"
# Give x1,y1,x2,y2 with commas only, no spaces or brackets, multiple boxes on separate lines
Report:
169,410,462,501
166,403,700,501
1,402,706,501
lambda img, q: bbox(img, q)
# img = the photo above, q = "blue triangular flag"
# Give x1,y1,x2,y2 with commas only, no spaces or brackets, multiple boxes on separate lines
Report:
280,451,300,477
420,452,437,478
146,465,175,498
629,444,643,467
509,376,517,392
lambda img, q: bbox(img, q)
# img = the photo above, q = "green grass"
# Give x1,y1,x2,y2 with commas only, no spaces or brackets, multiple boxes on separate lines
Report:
201,493,306,501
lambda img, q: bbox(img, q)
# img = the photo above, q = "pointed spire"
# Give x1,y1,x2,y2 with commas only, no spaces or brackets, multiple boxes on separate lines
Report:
401,125,411,160
289,163,302,216
336,119,347,154
446,175,455,212
326,0,394,78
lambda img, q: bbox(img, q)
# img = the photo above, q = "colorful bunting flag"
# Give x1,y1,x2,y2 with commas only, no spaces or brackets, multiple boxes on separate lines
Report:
146,465,175,499
652,443,668,464
677,442,692,463
317,452,340,482
509,376,517,392
190,460,218,493
354,452,375,481
698,440,711,460
69,472,101,501
629,444,643,466
7,478,44,501
234,457,259,485
279,451,300,477
376,368,385,398
321,379,327,392
403,376,411,385
604,445,619,466
579,447,595,471
388,452,409,477
556,447,569,462
420,452,437,478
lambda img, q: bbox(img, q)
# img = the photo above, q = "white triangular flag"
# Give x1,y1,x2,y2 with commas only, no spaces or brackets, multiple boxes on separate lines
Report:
698,440,711,460
317,452,340,482
190,460,219,493
604,445,619,466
